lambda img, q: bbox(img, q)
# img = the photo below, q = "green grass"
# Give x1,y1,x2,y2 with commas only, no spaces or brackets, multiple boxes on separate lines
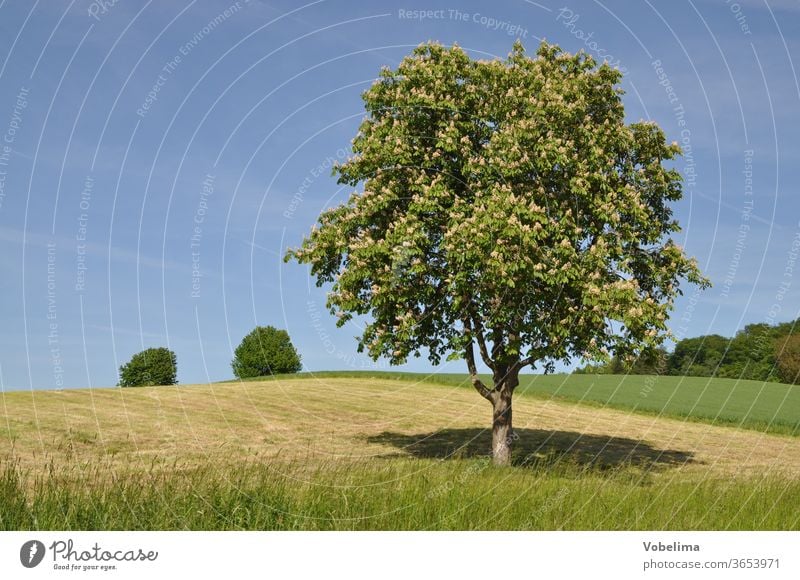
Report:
2,458,798,530
233,371,800,436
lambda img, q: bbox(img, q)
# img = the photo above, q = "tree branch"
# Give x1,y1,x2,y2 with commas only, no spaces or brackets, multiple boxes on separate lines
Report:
462,313,495,371
463,328,494,402
491,327,504,361
471,316,496,372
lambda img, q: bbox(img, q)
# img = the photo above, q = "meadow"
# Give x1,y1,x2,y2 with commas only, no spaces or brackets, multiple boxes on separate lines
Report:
2,373,799,530
279,371,800,436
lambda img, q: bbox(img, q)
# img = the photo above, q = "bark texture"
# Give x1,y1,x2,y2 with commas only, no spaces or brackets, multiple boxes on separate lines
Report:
491,387,513,466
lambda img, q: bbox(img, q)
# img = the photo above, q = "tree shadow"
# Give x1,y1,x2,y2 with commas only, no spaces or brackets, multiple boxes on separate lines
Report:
366,428,695,472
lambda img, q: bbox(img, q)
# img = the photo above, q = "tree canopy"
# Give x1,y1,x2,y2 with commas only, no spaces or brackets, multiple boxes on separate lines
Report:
775,334,800,385
286,41,708,464
118,347,177,387
232,326,302,379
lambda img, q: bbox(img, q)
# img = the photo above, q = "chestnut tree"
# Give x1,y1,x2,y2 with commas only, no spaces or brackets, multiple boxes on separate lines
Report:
286,41,709,465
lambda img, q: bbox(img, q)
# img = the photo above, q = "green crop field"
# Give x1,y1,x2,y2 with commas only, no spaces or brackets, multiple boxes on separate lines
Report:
2,373,799,530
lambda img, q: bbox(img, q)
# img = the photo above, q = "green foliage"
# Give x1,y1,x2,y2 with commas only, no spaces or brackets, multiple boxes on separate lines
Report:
575,347,668,375
118,347,177,387
775,334,800,385
231,326,302,378
667,334,729,377
576,318,800,384
667,322,796,382
286,41,708,378
717,323,779,380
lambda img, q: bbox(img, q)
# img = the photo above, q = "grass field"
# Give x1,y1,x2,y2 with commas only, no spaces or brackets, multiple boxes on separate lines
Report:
2,373,800,530
253,371,800,436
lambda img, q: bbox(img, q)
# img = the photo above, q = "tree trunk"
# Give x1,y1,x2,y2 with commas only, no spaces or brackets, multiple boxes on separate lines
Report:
491,388,513,466
463,335,521,466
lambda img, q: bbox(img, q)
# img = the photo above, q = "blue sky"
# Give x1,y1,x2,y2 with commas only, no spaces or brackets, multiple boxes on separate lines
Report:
0,0,798,390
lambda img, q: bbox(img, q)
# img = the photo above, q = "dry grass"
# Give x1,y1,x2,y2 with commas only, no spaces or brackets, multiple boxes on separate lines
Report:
2,376,798,480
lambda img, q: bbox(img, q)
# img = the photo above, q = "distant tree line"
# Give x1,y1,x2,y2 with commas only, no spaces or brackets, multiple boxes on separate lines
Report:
574,318,800,385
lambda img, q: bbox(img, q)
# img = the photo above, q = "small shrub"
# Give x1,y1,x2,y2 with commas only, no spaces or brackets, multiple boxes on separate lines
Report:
118,347,177,387
232,326,302,379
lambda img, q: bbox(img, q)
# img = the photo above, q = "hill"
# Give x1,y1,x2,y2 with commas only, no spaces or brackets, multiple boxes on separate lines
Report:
234,371,800,436
1,374,799,530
